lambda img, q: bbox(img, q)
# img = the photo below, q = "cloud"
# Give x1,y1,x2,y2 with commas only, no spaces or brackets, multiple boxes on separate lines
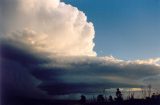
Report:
0,0,160,100
1,41,160,97
36,56,160,95
0,0,96,56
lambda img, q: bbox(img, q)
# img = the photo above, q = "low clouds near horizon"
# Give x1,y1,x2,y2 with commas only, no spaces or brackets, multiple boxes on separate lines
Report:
0,0,160,99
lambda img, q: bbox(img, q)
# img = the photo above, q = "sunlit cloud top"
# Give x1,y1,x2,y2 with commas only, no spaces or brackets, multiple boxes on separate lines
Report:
0,0,96,56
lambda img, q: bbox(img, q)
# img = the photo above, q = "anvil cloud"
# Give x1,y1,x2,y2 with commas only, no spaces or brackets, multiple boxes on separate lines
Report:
0,0,160,99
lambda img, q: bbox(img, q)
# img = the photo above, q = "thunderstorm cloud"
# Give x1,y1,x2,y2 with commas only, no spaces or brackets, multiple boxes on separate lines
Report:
0,0,160,99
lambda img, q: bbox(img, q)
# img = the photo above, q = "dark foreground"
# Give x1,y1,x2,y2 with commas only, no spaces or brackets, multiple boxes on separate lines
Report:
87,99,160,105
2,96,160,105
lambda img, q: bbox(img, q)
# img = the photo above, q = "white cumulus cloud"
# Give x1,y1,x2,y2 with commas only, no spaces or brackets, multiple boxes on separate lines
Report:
0,0,96,56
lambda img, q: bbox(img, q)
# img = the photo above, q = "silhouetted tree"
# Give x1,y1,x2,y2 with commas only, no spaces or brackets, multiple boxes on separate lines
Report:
115,88,123,102
80,95,86,105
151,93,156,100
147,84,152,98
109,95,113,102
97,95,105,103
131,93,134,100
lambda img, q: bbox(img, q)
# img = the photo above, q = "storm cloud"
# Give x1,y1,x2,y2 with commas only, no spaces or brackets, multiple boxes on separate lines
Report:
0,0,160,99
1,41,160,97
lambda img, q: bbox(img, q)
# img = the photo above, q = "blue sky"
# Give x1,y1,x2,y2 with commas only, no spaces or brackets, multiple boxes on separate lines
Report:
64,0,160,60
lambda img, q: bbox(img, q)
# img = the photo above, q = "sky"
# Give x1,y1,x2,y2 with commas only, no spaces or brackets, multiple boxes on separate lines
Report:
64,0,160,60
0,0,160,100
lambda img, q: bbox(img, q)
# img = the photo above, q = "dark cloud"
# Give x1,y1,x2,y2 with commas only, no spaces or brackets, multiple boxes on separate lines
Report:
0,40,49,99
39,82,138,95
1,40,160,98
